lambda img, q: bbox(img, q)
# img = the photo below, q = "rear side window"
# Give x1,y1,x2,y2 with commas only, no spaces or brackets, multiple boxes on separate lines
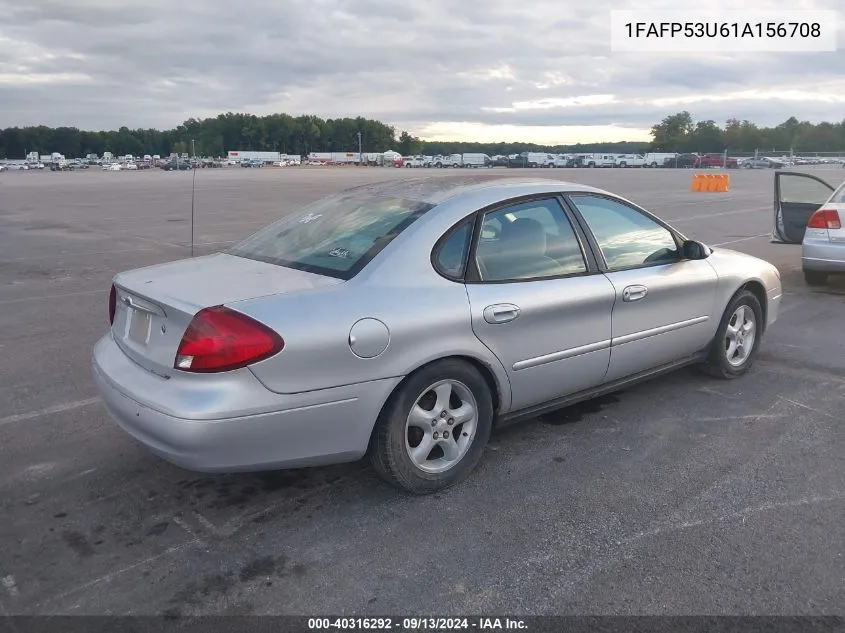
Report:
229,194,433,280
434,221,473,279
475,198,587,282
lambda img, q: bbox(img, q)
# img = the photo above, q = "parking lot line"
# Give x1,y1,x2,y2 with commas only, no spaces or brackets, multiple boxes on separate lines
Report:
618,492,845,548
0,246,165,263
667,205,770,223
0,288,107,305
0,397,100,428
38,538,203,613
780,396,837,419
712,233,770,246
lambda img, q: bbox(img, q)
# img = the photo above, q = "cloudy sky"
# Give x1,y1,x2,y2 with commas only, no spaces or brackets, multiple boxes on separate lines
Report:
1,0,844,143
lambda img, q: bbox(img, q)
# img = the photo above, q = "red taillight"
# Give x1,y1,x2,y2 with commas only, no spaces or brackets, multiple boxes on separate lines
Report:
807,209,841,230
109,284,117,325
174,306,284,373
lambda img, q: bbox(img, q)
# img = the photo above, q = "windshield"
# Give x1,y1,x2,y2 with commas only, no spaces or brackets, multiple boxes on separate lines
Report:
228,193,433,280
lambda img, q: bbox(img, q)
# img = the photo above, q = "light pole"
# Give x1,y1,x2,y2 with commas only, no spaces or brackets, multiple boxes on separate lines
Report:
357,131,362,166
192,139,196,159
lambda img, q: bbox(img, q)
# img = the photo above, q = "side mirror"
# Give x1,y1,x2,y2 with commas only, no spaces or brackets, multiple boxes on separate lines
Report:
682,239,710,260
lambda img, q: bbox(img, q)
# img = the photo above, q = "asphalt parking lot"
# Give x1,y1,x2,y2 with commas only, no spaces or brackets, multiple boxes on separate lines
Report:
1,166,844,617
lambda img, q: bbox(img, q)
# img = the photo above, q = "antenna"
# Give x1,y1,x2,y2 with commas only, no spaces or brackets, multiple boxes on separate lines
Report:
190,161,197,257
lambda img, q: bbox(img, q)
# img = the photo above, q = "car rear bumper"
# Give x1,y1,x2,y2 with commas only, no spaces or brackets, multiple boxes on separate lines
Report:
802,238,845,273
91,334,401,472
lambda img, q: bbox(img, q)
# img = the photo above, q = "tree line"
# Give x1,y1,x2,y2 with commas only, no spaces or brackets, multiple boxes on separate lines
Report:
1,110,843,160
650,111,845,154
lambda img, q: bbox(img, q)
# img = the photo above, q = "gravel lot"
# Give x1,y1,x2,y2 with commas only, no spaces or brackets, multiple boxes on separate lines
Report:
1,166,844,616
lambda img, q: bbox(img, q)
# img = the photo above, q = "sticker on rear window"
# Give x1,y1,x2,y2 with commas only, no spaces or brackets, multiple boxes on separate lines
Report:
328,247,352,258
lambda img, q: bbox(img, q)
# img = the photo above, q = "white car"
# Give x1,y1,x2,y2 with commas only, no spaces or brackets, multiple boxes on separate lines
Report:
124,162,138,170
102,163,123,171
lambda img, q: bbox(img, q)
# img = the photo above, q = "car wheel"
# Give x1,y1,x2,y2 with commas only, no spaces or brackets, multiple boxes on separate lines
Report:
700,290,763,379
369,359,493,494
803,270,828,286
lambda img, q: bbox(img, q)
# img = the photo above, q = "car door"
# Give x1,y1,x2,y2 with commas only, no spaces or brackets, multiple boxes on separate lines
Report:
565,194,719,383
773,171,836,244
458,196,616,412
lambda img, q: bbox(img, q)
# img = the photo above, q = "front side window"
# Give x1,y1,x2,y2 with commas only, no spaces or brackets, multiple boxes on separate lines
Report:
780,175,837,205
228,193,433,280
568,195,680,271
474,198,587,282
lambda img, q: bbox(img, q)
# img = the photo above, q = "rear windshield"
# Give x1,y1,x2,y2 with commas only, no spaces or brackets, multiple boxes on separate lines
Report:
228,193,433,280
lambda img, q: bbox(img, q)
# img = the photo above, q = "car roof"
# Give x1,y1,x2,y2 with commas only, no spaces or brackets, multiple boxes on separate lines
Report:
341,175,608,206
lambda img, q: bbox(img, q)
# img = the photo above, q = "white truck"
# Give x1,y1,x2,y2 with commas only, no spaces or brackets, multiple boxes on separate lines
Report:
432,153,463,168
643,152,677,168
227,151,281,164
524,152,552,167
581,154,617,168
548,154,572,168
615,154,647,168
308,152,360,164
461,153,492,168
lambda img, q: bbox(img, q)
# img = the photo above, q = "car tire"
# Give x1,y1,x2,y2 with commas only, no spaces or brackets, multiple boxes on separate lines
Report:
700,289,763,380
803,270,828,286
369,359,494,494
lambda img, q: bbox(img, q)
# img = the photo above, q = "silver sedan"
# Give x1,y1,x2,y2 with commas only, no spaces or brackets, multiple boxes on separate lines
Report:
772,171,845,285
92,177,783,493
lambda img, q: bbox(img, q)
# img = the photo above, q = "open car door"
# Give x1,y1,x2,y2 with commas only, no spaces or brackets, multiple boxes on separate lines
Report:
772,171,836,243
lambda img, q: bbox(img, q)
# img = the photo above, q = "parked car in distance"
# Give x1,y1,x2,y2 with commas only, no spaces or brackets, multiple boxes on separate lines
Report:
644,152,678,168
664,154,698,168
743,156,785,169
693,154,739,169
773,171,845,285
162,160,191,171
615,154,647,168
93,177,782,493
582,154,617,168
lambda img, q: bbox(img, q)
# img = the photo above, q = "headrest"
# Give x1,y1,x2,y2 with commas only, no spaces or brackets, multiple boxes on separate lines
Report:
500,217,547,258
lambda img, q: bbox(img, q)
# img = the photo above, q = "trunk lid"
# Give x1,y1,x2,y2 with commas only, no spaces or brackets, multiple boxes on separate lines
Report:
110,253,342,377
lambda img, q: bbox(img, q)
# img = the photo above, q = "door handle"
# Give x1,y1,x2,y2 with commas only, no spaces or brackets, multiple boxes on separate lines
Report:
622,285,648,302
483,303,521,324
